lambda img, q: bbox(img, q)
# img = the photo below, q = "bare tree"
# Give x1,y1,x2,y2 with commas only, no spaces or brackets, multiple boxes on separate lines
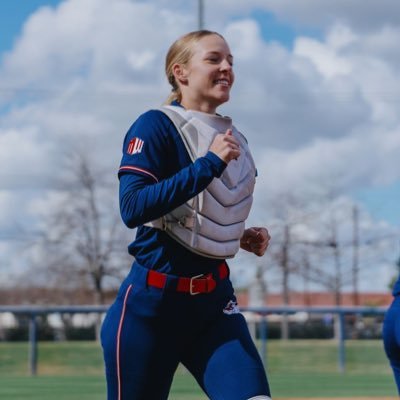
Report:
351,205,360,305
298,212,345,306
256,178,399,327
35,151,131,305
260,192,311,339
270,223,295,339
296,201,399,306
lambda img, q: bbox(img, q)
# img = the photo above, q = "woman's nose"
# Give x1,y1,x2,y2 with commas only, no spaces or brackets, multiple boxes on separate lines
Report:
220,59,232,71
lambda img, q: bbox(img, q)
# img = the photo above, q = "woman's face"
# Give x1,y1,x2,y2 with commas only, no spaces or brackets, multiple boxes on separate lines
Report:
177,34,234,114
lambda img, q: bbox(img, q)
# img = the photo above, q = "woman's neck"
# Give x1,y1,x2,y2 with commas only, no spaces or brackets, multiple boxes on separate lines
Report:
180,99,217,115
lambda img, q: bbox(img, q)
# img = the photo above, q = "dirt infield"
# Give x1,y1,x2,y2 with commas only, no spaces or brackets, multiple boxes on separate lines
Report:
278,398,398,400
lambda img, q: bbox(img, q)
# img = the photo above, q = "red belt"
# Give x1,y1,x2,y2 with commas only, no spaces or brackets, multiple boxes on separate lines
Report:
146,262,229,295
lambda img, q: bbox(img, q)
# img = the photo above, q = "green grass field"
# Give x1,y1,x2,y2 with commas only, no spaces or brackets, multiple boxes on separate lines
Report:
0,340,396,399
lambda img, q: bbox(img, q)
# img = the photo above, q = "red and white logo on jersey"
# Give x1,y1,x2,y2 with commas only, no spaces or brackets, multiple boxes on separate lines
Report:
223,300,239,315
127,137,144,155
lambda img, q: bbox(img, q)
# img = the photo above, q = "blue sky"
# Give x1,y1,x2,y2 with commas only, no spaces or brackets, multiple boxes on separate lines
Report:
355,182,400,227
1,0,399,288
249,9,322,49
1,0,63,53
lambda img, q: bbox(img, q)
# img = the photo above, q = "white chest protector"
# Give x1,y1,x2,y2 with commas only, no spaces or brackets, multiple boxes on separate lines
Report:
145,105,256,259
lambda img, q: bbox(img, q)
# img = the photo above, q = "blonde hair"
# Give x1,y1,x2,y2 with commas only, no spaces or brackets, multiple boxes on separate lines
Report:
164,30,224,104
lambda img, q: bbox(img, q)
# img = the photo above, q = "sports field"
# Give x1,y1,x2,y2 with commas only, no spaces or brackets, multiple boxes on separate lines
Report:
0,340,397,399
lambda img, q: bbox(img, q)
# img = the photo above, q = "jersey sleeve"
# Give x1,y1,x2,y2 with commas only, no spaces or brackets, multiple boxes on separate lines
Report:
119,110,171,182
120,151,226,228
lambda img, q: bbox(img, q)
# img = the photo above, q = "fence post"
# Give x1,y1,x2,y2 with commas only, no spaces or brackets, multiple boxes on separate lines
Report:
259,314,267,368
28,313,38,376
337,311,346,373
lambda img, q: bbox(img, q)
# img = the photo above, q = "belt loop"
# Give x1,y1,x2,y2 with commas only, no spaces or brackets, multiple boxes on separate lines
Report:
206,274,217,293
219,262,229,280
165,273,179,291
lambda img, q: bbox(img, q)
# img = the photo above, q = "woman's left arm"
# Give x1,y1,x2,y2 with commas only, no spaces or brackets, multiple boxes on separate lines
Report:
240,227,271,257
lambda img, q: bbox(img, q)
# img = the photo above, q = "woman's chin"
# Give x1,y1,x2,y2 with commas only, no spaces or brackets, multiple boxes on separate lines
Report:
215,93,230,105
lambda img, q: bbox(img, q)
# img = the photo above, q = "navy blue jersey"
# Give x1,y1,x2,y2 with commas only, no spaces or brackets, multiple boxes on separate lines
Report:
118,106,227,276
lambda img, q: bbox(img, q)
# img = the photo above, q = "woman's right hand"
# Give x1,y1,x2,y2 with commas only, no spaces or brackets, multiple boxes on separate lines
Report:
209,129,241,164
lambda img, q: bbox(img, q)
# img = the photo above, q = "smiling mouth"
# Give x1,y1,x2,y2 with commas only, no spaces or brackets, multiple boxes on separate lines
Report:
214,79,230,87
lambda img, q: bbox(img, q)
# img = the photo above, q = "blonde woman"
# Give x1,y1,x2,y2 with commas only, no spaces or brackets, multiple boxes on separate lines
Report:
101,30,272,400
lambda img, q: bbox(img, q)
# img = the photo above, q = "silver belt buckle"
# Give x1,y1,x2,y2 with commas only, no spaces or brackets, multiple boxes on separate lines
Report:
189,274,204,295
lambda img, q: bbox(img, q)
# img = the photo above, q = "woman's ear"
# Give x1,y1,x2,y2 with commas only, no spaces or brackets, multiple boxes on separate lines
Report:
173,63,188,85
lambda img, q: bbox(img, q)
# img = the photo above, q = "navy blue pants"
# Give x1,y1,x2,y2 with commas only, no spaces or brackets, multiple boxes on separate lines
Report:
383,295,400,393
101,262,271,399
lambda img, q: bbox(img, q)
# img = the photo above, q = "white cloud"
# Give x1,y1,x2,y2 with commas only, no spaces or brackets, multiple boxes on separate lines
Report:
1,0,400,289
295,25,355,79
254,124,400,203
251,0,400,33
224,19,265,60
0,127,56,189
0,0,191,98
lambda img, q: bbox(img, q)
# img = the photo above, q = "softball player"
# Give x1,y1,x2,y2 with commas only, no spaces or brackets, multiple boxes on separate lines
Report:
101,30,272,400
383,274,400,393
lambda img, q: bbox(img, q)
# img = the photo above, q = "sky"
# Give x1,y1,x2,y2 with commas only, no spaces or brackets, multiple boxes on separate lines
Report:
1,0,400,292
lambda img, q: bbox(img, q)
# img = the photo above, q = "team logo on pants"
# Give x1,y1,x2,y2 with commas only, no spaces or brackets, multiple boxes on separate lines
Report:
223,300,239,315
127,137,144,155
